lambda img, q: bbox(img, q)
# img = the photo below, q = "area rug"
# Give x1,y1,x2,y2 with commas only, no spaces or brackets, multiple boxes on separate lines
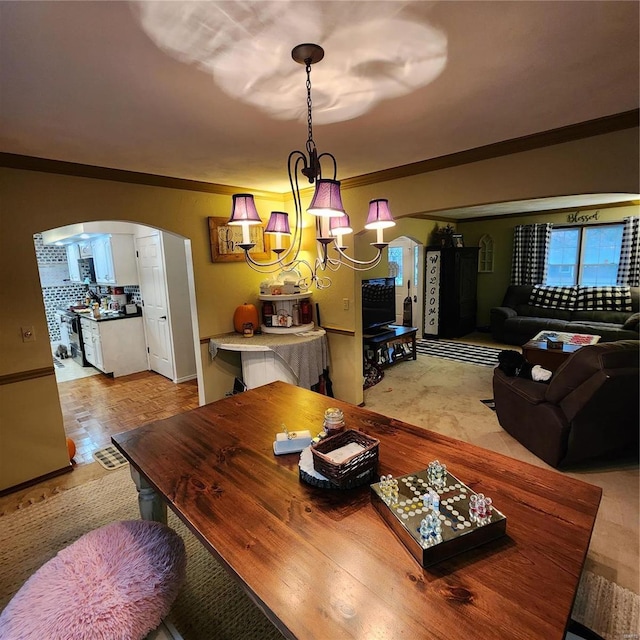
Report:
0,467,283,640
93,444,129,470
416,338,502,367
1,467,638,640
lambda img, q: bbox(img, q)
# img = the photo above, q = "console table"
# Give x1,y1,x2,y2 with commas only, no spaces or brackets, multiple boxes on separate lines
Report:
363,325,417,369
209,329,328,390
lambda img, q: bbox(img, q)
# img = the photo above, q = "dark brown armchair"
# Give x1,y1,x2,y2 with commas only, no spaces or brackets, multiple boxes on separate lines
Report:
493,340,639,468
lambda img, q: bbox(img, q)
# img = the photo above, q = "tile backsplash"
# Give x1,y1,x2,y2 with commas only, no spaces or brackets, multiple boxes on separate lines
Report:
34,234,141,342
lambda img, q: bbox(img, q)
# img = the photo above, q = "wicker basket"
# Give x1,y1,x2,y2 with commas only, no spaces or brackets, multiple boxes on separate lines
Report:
311,429,379,488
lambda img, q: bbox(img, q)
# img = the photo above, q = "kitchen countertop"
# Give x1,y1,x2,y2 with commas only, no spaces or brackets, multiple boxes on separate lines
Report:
72,309,143,322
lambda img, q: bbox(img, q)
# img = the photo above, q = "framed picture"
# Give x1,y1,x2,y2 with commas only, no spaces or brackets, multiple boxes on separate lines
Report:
208,217,271,263
452,234,464,248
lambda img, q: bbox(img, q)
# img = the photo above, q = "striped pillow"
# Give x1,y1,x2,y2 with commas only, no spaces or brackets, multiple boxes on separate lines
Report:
528,285,578,310
575,286,633,311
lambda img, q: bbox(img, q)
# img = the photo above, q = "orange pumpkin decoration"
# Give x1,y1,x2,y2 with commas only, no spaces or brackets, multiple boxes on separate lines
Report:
66,437,76,461
233,303,259,333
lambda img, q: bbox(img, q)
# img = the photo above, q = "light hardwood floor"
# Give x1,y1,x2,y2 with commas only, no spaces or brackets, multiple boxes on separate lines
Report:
58,370,199,465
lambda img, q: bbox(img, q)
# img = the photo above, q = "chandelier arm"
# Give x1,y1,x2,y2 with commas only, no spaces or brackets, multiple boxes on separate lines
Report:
240,151,306,271
316,152,338,181
330,254,384,272
333,243,385,267
288,152,307,258
311,257,333,288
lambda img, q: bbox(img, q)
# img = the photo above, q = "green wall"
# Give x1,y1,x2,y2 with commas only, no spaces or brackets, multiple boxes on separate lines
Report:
458,204,640,326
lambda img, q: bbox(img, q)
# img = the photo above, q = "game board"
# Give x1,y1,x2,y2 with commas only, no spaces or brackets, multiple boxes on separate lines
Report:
370,463,507,567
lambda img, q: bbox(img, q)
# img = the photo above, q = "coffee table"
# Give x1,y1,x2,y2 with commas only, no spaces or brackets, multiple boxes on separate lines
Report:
522,339,584,372
112,381,601,640
523,331,601,372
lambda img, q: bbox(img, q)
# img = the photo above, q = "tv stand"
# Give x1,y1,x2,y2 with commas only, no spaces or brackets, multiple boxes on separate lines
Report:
366,327,396,340
363,325,417,370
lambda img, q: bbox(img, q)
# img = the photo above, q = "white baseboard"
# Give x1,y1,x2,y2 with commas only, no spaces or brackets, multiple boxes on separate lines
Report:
174,373,197,384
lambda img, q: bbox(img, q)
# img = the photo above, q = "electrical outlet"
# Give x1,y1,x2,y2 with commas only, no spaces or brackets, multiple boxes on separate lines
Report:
21,326,36,342
343,298,349,310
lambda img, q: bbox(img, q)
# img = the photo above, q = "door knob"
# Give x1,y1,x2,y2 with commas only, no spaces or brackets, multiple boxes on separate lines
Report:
160,316,167,320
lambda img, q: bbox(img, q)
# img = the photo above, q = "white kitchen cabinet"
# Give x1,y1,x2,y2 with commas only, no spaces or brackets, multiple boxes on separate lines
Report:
80,316,148,377
78,242,93,258
90,234,138,286
66,244,81,282
81,317,103,371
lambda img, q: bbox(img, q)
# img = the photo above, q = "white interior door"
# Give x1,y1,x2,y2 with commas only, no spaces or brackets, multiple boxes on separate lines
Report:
136,234,174,380
388,236,422,328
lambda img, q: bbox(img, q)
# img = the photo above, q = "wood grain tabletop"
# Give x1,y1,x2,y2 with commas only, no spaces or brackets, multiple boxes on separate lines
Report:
113,381,601,640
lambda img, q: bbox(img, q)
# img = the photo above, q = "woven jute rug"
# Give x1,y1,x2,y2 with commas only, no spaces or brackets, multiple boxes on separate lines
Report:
0,467,638,639
0,467,283,640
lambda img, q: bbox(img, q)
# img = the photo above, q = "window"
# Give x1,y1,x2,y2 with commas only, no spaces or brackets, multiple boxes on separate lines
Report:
388,246,403,285
546,224,624,286
478,234,494,273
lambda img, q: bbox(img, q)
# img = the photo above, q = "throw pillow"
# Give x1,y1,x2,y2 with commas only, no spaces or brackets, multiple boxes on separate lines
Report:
575,286,633,311
528,285,578,310
623,312,640,330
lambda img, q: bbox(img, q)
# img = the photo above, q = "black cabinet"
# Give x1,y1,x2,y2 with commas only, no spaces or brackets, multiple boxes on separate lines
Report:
424,247,479,338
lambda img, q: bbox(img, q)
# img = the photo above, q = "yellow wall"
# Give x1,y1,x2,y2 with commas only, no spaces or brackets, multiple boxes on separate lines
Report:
0,376,70,489
1,125,638,490
0,169,286,490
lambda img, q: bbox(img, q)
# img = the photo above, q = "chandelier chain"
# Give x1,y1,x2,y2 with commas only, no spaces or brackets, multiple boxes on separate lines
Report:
306,61,314,152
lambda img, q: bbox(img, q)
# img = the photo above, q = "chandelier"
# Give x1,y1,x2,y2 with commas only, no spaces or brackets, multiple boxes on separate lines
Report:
227,43,395,289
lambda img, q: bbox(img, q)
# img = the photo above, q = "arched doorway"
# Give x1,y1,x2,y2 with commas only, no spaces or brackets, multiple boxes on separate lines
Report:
36,220,201,386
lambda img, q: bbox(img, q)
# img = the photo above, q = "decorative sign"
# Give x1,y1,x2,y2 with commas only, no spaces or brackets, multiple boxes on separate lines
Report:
424,250,441,336
208,217,270,263
566,211,599,224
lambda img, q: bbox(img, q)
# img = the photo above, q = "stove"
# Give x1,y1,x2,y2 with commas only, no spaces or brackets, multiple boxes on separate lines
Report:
57,309,88,366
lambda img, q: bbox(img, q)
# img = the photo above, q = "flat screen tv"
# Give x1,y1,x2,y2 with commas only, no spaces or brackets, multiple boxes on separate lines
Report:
362,277,396,333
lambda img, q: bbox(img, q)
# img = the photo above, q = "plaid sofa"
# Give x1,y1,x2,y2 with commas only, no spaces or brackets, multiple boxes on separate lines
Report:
490,285,640,345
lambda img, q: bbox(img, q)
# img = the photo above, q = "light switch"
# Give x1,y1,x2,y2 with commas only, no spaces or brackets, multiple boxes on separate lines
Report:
343,298,349,310
21,326,36,342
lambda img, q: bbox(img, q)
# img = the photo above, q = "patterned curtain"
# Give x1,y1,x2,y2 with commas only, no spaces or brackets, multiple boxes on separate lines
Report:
510,223,552,285
616,216,640,287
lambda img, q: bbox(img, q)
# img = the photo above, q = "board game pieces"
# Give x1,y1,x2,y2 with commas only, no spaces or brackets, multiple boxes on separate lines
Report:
370,462,507,567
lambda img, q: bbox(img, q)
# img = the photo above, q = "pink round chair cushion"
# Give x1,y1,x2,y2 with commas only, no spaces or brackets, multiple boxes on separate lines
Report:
0,520,186,640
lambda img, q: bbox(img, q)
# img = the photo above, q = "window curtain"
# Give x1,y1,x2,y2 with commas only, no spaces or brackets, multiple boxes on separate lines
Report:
616,216,640,287
510,223,552,285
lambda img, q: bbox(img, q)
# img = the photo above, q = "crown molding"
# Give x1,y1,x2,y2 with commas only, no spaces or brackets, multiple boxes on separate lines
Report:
0,153,279,200
452,199,640,224
341,109,640,190
2,109,637,196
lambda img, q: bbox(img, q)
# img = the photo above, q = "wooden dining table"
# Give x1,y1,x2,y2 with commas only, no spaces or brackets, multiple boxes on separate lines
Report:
112,381,601,640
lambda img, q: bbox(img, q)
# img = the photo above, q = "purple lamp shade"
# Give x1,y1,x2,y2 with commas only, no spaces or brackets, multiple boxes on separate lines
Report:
265,211,291,235
329,213,353,236
364,199,396,229
228,194,262,225
307,179,346,217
